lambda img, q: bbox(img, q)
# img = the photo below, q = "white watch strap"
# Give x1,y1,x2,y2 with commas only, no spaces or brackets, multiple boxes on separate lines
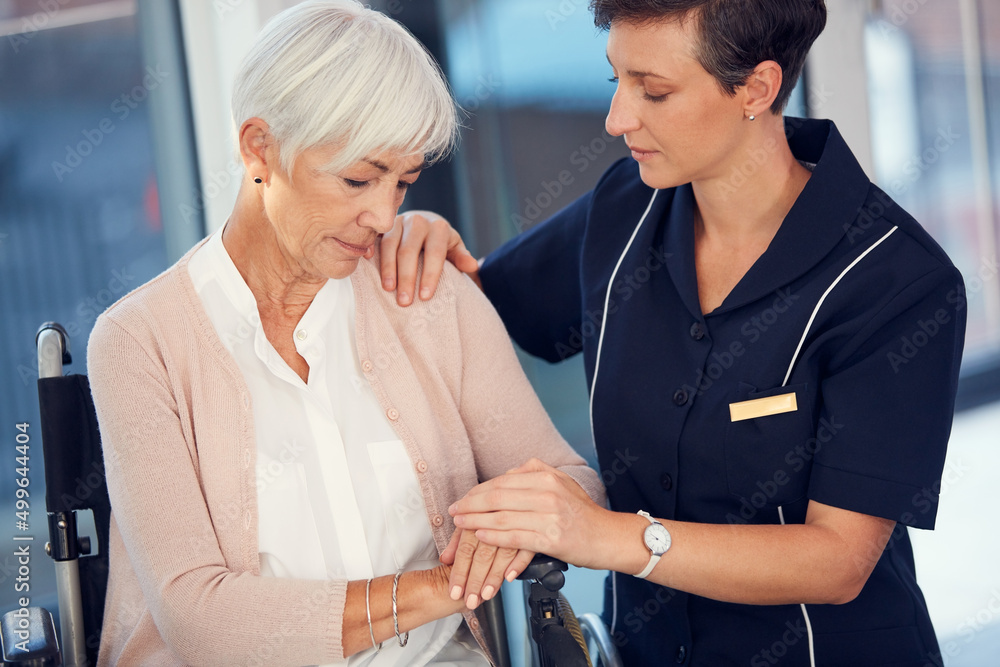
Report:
636,511,659,579
636,553,661,579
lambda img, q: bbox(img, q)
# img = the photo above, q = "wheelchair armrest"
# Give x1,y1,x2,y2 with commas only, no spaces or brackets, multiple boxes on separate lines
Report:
578,613,623,667
0,607,60,666
517,554,568,591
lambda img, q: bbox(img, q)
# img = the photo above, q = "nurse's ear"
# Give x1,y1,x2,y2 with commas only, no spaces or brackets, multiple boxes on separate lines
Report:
741,60,783,120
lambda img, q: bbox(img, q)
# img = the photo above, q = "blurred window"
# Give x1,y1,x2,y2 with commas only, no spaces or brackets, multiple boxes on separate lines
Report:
0,0,194,614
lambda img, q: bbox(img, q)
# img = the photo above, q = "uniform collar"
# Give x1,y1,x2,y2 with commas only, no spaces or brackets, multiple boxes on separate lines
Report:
662,185,702,319
663,118,872,318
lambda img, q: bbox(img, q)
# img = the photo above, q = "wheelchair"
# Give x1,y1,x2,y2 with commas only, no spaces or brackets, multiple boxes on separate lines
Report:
0,323,622,667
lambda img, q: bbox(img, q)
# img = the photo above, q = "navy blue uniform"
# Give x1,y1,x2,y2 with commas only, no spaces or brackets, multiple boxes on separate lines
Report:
479,119,966,666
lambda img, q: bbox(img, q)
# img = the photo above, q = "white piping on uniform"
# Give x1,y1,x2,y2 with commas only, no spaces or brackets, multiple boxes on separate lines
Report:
590,189,659,636
776,227,897,667
781,226,899,387
778,505,816,667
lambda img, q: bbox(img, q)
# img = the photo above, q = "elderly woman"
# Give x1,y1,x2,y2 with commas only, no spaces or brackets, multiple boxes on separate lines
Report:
383,0,966,665
86,2,603,665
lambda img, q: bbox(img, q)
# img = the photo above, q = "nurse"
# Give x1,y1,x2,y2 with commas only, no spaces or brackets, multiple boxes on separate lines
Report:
382,0,966,665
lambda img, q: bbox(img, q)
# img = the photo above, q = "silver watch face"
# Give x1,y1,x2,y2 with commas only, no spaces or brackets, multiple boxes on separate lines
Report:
644,522,671,556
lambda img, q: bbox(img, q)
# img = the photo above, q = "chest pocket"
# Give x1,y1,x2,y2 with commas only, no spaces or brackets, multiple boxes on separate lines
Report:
367,440,438,572
724,382,813,510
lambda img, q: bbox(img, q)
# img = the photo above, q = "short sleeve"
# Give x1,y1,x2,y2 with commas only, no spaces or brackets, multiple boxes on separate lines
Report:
479,191,591,362
809,266,966,529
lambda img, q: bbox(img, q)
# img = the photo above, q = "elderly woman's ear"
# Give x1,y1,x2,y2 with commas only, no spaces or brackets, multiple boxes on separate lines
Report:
239,117,273,185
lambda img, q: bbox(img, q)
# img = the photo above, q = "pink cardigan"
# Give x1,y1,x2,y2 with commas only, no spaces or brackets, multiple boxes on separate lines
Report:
87,241,605,666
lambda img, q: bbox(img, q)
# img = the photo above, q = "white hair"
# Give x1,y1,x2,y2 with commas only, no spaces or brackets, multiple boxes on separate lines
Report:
232,0,459,176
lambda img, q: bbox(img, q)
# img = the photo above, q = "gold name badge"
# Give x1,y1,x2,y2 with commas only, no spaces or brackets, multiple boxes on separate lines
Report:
729,392,798,423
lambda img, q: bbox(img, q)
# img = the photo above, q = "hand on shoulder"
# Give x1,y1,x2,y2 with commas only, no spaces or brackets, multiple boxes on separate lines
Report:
378,211,480,306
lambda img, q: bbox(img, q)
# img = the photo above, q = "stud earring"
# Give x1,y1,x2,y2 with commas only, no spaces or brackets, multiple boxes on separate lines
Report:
748,115,756,121
254,177,263,184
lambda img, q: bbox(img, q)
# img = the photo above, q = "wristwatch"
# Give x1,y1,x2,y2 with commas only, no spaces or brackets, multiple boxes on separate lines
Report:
635,510,671,579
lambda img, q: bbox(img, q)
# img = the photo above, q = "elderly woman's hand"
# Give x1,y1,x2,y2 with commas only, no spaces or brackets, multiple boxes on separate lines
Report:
379,211,480,306
440,527,536,610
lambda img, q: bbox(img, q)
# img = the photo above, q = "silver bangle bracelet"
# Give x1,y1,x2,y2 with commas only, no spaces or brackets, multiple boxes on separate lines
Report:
366,578,382,653
392,571,409,647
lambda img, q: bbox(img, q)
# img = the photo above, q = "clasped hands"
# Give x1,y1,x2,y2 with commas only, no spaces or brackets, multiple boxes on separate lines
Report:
440,458,605,610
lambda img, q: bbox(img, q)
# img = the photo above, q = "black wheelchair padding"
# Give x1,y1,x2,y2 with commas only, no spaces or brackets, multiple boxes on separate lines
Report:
37,375,110,665
38,376,106,516
520,555,591,667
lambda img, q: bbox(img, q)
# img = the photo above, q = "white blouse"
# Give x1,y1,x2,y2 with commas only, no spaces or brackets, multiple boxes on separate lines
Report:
188,228,488,666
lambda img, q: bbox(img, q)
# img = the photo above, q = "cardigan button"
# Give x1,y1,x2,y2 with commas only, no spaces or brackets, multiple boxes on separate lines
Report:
416,460,428,474
362,360,374,373
431,514,444,527
387,408,400,421
244,449,251,469
672,389,689,406
469,617,480,630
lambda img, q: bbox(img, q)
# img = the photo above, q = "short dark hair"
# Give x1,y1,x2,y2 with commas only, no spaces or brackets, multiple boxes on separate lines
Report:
590,0,827,113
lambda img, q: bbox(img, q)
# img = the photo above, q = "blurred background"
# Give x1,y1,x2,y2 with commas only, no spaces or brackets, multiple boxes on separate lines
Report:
1,0,998,663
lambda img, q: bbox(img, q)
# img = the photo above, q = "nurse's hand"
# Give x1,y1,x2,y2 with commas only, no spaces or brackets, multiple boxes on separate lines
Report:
440,528,535,610
448,459,611,570
379,211,480,307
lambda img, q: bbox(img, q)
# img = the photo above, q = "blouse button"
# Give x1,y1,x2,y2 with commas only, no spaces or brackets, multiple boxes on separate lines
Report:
672,389,689,406
689,322,706,341
387,408,400,421
362,360,374,373
416,460,428,474
431,514,444,527
296,329,307,341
